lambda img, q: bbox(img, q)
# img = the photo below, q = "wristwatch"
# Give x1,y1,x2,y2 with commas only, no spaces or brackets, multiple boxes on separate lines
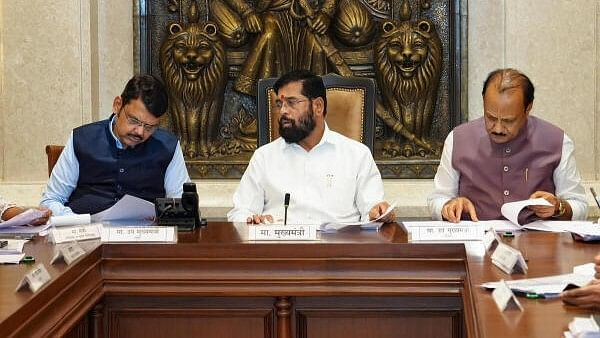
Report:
554,199,566,218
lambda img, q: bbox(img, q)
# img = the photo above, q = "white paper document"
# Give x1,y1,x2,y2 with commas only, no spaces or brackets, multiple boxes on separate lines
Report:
50,214,91,227
560,222,600,241
0,239,28,254
481,273,593,298
0,209,46,227
91,194,155,222
319,221,383,232
0,223,51,236
0,253,25,264
500,198,552,226
566,316,600,338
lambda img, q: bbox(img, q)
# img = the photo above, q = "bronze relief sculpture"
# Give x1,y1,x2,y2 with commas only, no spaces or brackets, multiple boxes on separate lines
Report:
159,2,227,158
374,8,442,157
142,0,462,178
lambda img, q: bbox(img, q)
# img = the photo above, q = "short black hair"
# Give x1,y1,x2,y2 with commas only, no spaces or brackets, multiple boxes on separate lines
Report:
120,74,169,118
273,70,327,115
482,68,535,109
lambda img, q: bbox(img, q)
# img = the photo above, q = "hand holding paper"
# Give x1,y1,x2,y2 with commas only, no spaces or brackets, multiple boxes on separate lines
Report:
369,200,397,223
500,198,552,226
528,191,561,218
0,208,50,227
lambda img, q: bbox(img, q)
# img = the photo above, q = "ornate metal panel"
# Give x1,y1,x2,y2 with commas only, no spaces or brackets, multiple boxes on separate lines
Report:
135,0,467,178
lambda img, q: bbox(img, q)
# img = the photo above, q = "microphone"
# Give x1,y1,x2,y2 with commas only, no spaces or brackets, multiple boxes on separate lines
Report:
284,193,290,225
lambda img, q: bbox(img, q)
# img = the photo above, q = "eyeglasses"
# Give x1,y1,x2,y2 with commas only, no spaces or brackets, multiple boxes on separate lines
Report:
275,98,310,110
123,112,159,133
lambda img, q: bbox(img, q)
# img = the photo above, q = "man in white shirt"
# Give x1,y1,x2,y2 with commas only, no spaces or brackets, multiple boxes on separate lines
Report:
228,70,394,224
428,68,587,223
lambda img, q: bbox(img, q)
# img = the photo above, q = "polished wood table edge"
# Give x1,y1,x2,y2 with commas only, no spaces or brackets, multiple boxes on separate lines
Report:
3,246,104,337
1,223,486,338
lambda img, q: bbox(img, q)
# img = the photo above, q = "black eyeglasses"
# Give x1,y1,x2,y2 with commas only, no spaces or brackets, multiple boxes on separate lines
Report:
123,112,159,133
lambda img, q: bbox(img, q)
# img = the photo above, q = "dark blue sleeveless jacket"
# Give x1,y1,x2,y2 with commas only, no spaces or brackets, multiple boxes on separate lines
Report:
67,116,178,214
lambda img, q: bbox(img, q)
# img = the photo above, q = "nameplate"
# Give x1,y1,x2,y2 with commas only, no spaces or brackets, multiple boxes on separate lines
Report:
491,243,528,274
101,226,176,243
492,280,523,312
50,224,101,244
248,225,318,241
408,224,484,241
15,264,52,293
483,228,502,251
51,242,86,265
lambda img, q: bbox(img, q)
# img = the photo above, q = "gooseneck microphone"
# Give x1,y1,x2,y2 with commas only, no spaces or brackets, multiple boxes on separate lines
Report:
284,193,290,225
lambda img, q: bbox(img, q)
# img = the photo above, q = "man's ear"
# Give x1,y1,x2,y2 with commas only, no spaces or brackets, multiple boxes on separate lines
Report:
525,102,533,115
112,96,123,114
313,97,325,116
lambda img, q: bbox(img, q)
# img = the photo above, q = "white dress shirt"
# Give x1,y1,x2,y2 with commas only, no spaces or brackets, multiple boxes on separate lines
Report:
0,196,17,222
40,115,190,216
428,131,588,220
227,125,385,224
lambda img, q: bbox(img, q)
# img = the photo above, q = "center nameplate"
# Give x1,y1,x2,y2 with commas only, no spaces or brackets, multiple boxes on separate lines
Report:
248,225,318,241
101,226,177,243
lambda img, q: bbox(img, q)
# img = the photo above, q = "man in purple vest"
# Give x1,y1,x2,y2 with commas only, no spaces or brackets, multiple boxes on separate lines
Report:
428,68,587,223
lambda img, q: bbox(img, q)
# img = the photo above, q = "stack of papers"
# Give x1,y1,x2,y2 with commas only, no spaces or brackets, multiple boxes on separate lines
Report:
91,194,155,222
565,316,600,338
481,263,596,299
319,221,382,232
561,223,600,241
0,209,46,227
0,239,28,264
319,201,396,233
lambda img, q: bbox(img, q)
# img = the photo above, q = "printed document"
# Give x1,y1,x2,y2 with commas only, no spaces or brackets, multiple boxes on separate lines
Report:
91,194,155,222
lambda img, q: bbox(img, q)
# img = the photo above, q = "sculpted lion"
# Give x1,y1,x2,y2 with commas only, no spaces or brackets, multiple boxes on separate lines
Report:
374,19,442,157
160,19,227,158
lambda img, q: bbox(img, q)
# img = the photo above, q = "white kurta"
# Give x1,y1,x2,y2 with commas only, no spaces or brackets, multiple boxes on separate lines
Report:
228,125,385,224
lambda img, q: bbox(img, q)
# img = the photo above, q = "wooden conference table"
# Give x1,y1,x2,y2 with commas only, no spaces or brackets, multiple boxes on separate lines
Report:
0,221,597,338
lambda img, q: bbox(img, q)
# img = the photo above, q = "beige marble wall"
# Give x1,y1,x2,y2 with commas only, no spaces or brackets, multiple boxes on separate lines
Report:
0,0,133,183
0,0,598,217
468,0,599,181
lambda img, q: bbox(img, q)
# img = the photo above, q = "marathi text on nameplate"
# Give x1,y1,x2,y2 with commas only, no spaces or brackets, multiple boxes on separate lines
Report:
15,264,52,293
101,226,176,243
407,224,484,241
248,225,318,241
51,242,86,265
51,224,101,244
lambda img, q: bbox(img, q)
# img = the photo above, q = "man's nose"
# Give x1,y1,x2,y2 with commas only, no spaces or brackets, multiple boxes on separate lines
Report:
132,124,146,135
491,120,504,133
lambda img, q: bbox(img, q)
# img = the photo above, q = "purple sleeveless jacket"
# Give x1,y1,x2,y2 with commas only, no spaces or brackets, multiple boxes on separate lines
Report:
452,116,563,222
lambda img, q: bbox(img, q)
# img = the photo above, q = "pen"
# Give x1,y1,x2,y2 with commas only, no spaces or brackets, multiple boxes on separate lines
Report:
525,292,543,299
20,256,35,264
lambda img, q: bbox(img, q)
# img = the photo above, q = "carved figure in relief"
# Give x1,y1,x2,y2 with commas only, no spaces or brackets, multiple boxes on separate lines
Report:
211,0,341,95
160,4,227,158
374,4,442,157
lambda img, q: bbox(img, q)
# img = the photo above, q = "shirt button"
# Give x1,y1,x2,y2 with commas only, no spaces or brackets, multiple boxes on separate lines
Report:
504,190,510,196
114,197,118,201
505,147,511,154
503,166,509,172
119,168,125,173
117,185,122,190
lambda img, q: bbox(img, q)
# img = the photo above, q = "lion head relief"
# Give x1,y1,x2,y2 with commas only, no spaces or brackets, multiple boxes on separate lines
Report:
159,19,227,158
374,19,442,147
